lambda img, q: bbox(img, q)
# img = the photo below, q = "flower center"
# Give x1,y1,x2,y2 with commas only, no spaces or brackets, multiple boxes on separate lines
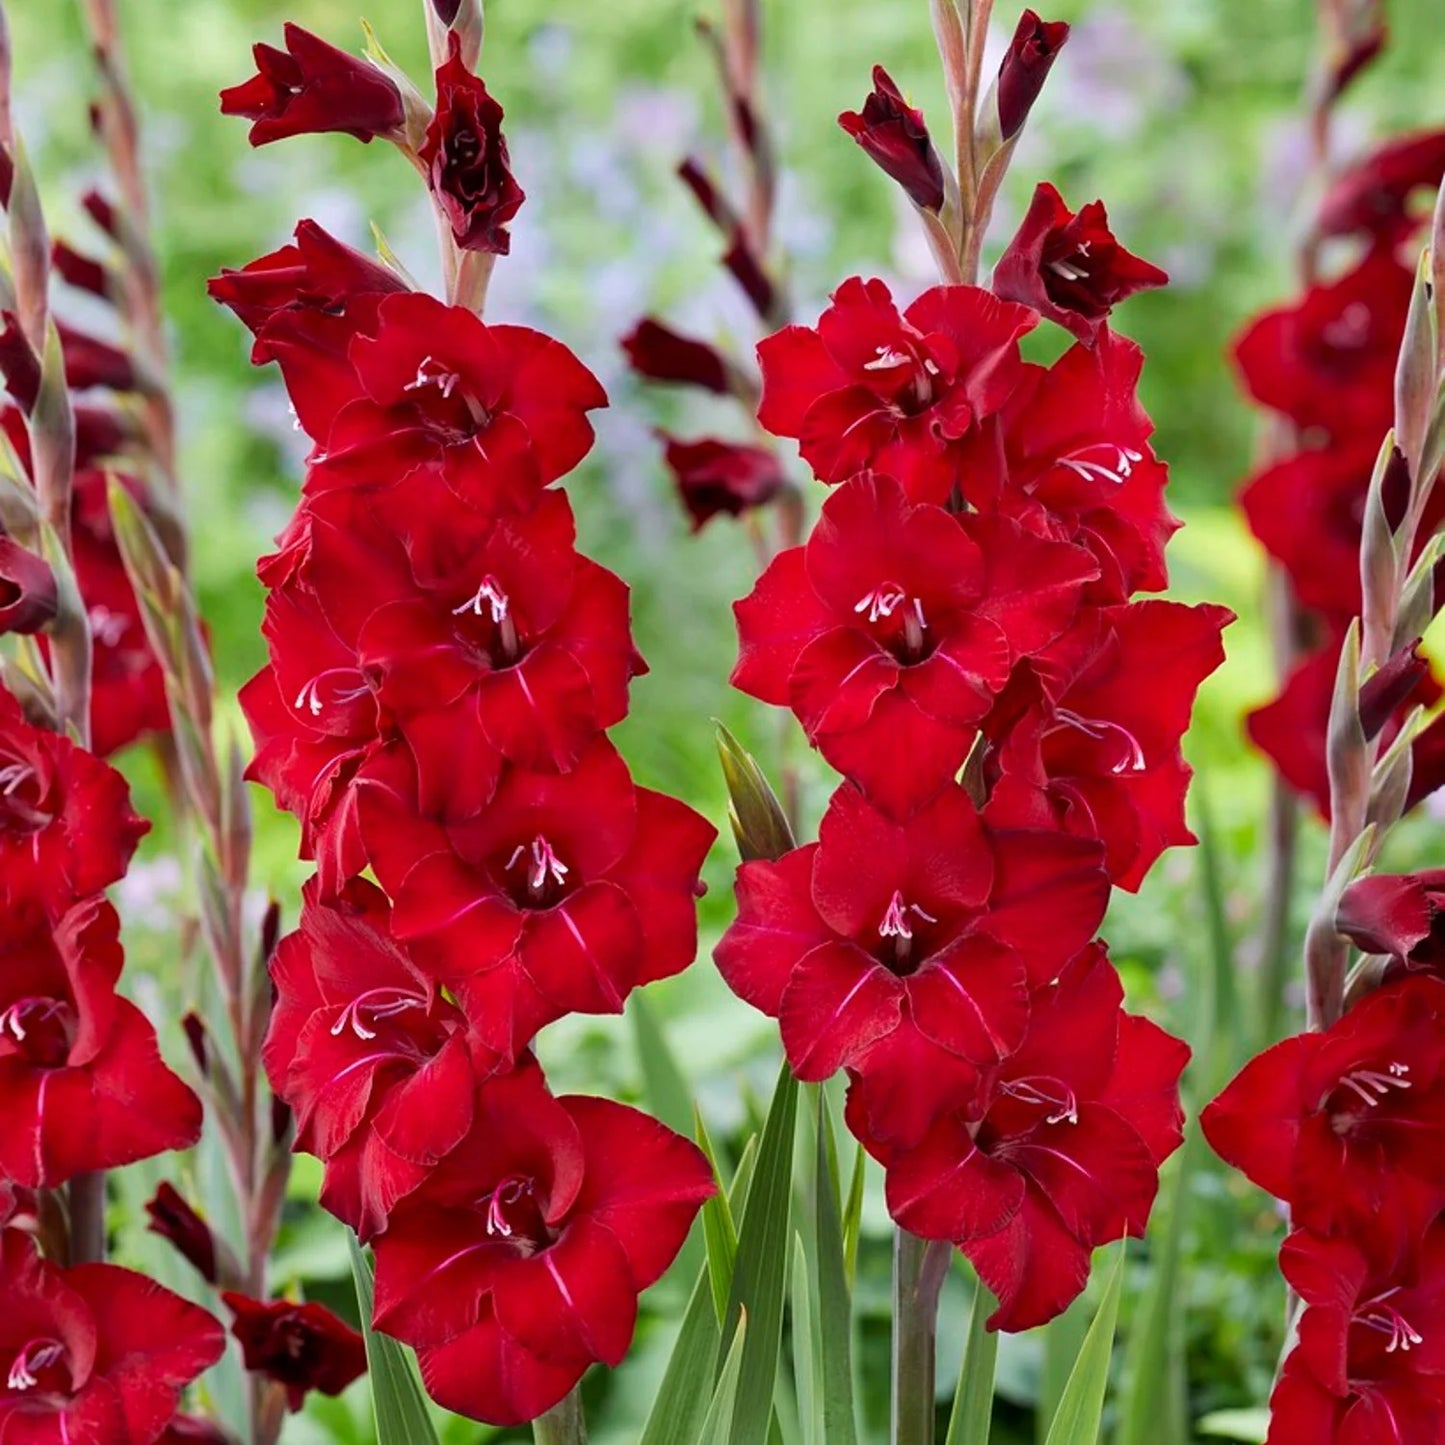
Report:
506,835,570,907
5,1337,69,1394
1000,1076,1080,1126
329,988,429,1044
292,668,374,735
1047,240,1092,285
0,754,52,834
452,575,521,663
1357,1291,1424,1354
1056,442,1143,487
861,339,939,413
483,1175,552,1255
1046,709,1148,775
403,355,462,401
877,889,938,973
855,585,928,662
0,997,76,1069
1333,1062,1412,1112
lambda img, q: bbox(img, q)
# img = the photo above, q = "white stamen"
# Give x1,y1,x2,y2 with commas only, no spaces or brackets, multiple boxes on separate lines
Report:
854,584,907,624
1058,444,1144,487
507,837,569,893
403,355,462,399
1337,1064,1412,1108
292,674,370,718
863,346,911,372
878,890,937,941
329,989,426,1043
1002,1078,1079,1126
6,1340,62,1392
452,576,510,624
1052,708,1147,774
1358,1293,1424,1353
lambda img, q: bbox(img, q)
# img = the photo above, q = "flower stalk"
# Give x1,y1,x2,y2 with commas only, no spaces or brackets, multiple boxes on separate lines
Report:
891,1232,951,1445
532,1389,589,1445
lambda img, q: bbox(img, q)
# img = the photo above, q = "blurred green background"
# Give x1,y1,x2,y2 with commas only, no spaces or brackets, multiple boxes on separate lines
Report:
10,0,1445,1440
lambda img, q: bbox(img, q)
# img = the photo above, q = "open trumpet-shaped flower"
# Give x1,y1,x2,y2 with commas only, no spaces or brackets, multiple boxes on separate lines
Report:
860,945,1188,1331
371,1064,714,1426
733,471,1097,816
222,1293,367,1413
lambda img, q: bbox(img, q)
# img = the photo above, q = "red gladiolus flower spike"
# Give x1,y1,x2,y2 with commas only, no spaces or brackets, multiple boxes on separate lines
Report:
371,1064,715,1427
733,471,1098,816
756,277,1037,501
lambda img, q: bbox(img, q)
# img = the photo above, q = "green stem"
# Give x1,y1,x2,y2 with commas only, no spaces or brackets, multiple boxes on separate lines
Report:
1257,774,1300,1047
533,1388,588,1445
892,1230,950,1445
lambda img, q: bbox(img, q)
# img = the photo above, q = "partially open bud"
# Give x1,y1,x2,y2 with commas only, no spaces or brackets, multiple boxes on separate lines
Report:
659,434,787,531
839,66,945,214
621,319,732,394
997,10,1070,141
146,1183,221,1285
1360,640,1431,739
716,722,794,862
0,536,56,633
51,241,113,303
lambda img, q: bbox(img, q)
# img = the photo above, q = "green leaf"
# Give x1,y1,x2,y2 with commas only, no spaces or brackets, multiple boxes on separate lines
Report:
1037,1293,1090,1443
640,1266,724,1445
790,1234,817,1445
346,1233,441,1445
944,1278,997,1445
723,1061,799,1445
841,1139,866,1284
1042,1249,1126,1445
1194,1408,1270,1443
697,1107,741,1325
814,1096,859,1445
700,1308,749,1445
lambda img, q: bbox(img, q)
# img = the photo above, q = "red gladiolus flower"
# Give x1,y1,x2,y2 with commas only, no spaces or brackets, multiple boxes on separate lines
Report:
264,878,497,1238
838,67,946,213
1316,128,1445,241
1267,1224,1445,1444
1202,975,1445,1245
659,435,787,531
859,945,1187,1331
371,1064,715,1426
1233,246,1413,440
993,183,1166,345
996,10,1070,140
0,539,56,634
1337,870,1445,977
59,324,136,396
222,1293,367,1412
0,1231,224,1441
957,331,1178,600
286,292,606,501
621,318,733,394
756,277,1037,500
715,781,1110,1145
146,1184,220,1286
0,897,203,1187
0,684,149,909
420,35,526,255
220,23,404,147
733,471,1097,815
358,739,715,1060
985,600,1233,890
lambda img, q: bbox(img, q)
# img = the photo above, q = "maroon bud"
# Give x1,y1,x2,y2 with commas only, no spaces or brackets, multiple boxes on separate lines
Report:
431,0,463,20
621,319,731,393
0,539,58,635
0,149,12,208
677,157,732,230
73,403,137,469
723,231,777,321
660,434,787,531
222,1294,368,1413
52,241,113,301
182,1011,210,1076
220,23,405,149
420,34,526,255
260,899,282,969
997,10,1070,140
1360,640,1432,739
839,66,945,213
81,190,118,238
271,1094,293,1147
1380,443,1413,530
0,314,40,413
59,324,137,394
146,1183,219,1284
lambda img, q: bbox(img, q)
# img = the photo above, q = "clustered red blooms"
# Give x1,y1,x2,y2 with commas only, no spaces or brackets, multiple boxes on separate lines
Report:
715,172,1225,1325
1235,128,1445,816
217,24,717,1426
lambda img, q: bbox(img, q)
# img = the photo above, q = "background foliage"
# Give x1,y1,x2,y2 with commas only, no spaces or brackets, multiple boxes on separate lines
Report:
11,0,1445,1438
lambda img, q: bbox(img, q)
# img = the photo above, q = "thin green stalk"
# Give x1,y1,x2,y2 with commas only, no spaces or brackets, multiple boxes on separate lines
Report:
533,1389,588,1445
892,1231,950,1445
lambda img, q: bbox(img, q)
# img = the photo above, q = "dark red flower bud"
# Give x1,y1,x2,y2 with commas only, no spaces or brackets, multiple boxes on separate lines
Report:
182,1011,210,1076
270,1093,293,1147
677,157,730,229
1360,640,1432,739
51,241,113,301
59,323,136,394
0,538,57,635
1317,130,1445,241
997,10,1070,140
724,231,778,321
0,313,40,412
146,1183,220,1284
220,23,405,148
222,1294,367,1413
839,66,946,213
0,149,11,208
994,182,1166,344
420,34,525,255
659,434,787,531
432,0,463,21
81,189,118,238
621,318,731,393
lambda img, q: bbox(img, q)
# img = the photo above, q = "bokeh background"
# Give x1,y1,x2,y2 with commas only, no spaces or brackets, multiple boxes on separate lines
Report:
10,0,1445,1439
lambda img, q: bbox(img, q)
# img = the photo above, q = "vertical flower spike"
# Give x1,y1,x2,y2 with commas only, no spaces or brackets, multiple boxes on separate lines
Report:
217,8,716,1429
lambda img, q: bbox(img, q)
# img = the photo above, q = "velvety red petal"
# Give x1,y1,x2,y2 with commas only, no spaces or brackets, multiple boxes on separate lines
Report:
778,941,904,1079
884,1112,1025,1242
964,1186,1093,1332
907,935,1031,1064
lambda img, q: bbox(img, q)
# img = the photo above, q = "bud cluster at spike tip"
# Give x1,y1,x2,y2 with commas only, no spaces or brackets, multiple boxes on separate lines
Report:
0,130,223,1440
214,23,717,1428
716,158,1228,1325
1235,128,1445,818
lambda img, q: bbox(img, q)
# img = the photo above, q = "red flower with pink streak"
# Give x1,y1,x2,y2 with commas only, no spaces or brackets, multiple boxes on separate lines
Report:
222,1293,367,1412
1338,869,1445,979
358,739,715,1060
714,781,1109,1146
1202,975,1445,1247
0,897,202,1187
756,277,1037,500
956,331,1178,601
857,945,1187,1331
993,182,1166,345
0,1231,224,1442
985,600,1232,890
264,878,497,1239
1233,246,1414,440
733,471,1097,816
1267,1224,1445,1444
371,1064,715,1426
0,684,149,910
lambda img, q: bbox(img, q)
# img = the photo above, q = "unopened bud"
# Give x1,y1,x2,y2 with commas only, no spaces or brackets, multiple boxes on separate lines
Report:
997,10,1070,141
716,722,795,862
